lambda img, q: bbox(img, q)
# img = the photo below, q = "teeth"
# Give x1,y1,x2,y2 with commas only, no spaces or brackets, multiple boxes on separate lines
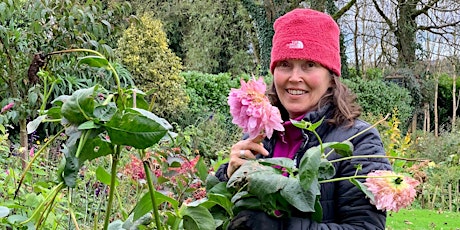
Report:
287,89,306,95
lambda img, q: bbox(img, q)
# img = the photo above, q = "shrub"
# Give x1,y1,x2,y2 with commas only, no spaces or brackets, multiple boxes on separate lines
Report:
116,14,189,120
343,78,414,125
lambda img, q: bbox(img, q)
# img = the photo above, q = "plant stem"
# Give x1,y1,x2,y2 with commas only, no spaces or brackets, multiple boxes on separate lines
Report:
328,155,427,164
103,145,121,230
320,174,399,183
143,158,163,230
14,128,65,199
324,113,391,158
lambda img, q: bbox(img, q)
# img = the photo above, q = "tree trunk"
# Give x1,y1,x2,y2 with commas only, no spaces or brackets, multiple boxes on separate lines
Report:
434,76,439,137
395,0,417,67
453,65,457,131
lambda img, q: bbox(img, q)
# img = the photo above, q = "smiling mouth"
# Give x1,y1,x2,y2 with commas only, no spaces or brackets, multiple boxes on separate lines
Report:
287,89,307,95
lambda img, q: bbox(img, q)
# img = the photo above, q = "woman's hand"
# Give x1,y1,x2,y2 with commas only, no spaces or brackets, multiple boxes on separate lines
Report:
227,135,269,178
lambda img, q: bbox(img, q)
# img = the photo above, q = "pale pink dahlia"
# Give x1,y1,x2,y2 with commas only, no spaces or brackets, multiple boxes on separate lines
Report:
364,170,420,212
228,77,284,139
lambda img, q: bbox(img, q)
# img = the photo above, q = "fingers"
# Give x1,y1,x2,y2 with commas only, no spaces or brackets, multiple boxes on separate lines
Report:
226,138,269,178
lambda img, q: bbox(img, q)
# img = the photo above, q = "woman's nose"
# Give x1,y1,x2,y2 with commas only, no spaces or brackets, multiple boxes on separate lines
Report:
289,66,304,82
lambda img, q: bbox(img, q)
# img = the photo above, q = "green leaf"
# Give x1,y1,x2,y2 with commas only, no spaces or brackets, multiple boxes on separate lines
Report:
96,166,118,186
78,120,99,130
133,191,179,221
63,156,79,188
77,55,109,68
298,146,321,191
280,177,315,212
0,206,9,218
28,92,38,107
79,136,113,162
258,157,295,171
349,178,375,203
323,141,353,157
27,115,46,134
195,157,209,182
318,159,335,180
105,111,167,149
291,117,324,132
61,86,96,124
182,205,217,230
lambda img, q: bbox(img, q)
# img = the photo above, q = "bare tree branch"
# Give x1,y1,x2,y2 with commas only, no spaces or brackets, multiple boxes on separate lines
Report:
371,0,396,32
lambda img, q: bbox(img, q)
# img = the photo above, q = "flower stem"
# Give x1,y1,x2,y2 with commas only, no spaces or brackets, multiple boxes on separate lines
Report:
143,158,163,230
328,155,427,164
320,175,399,183
324,113,390,158
103,145,121,230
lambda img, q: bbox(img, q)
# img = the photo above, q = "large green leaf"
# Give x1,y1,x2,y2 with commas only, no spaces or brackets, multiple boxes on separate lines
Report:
280,177,315,212
258,157,295,171
79,136,113,162
228,161,287,194
63,156,79,188
61,86,96,124
105,110,168,149
77,55,109,68
298,146,321,191
182,206,216,230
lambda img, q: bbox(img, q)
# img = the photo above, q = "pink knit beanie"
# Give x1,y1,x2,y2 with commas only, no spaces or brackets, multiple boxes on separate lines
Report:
270,8,341,76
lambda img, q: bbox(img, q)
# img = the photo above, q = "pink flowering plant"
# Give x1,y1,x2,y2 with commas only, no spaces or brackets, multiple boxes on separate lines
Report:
199,78,420,229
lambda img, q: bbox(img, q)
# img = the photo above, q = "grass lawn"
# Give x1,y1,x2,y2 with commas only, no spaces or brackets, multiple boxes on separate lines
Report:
386,208,460,230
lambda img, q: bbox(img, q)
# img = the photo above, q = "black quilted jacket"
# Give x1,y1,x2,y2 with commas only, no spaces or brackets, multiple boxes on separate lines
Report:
216,104,392,229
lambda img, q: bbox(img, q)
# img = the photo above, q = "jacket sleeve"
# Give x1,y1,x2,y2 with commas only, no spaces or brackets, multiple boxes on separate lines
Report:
284,124,392,230
215,162,230,182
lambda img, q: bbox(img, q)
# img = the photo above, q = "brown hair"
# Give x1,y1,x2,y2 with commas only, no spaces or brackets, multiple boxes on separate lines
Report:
267,74,361,127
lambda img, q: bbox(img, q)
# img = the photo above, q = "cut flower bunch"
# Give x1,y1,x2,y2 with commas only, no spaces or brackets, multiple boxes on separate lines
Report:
203,77,420,226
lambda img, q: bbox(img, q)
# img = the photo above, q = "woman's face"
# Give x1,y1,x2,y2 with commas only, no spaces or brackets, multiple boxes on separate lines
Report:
273,59,332,119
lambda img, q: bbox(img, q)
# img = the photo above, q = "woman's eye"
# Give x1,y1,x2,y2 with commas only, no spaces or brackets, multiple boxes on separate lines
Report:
307,62,315,67
278,61,290,67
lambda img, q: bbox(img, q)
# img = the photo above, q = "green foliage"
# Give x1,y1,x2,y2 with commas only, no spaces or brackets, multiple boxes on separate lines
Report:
411,132,460,163
182,71,244,116
343,77,414,125
132,0,256,75
116,14,189,120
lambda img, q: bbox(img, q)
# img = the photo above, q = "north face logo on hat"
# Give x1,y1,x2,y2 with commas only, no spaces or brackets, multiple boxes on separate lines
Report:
288,40,304,49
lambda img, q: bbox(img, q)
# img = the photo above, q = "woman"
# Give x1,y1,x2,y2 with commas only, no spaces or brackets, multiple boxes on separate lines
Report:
215,8,392,229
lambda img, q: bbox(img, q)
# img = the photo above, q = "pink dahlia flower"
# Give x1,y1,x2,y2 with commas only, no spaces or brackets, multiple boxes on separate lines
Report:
228,77,284,139
364,170,420,212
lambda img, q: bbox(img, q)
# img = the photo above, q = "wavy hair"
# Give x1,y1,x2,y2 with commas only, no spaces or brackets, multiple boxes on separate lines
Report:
267,74,361,127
